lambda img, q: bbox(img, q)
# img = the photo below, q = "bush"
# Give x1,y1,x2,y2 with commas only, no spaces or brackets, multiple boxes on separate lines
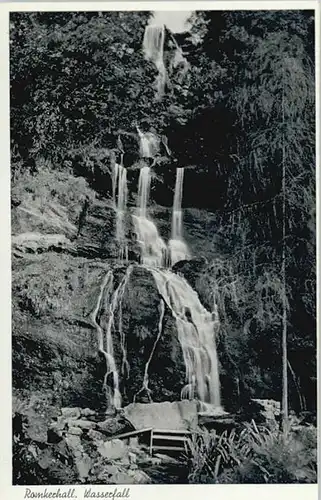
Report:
186,421,317,484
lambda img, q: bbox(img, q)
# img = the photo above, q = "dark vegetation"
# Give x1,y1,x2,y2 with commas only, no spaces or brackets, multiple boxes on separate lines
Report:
11,10,316,484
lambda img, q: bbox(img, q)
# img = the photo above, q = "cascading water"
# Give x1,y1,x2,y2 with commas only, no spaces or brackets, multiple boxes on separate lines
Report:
113,155,128,261
169,168,190,266
132,130,167,267
93,23,223,412
134,299,165,403
133,166,167,267
143,24,166,99
111,152,118,208
137,126,160,159
150,268,223,412
91,270,122,409
132,134,222,411
104,265,133,383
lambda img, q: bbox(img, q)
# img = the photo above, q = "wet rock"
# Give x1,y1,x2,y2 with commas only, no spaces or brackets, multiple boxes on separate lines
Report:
172,257,207,289
97,439,128,460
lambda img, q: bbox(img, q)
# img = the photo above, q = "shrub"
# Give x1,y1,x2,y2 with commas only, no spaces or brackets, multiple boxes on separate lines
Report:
186,421,317,484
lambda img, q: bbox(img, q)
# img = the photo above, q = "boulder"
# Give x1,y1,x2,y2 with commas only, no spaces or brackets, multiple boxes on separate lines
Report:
129,437,139,448
61,407,81,419
67,419,95,430
81,408,96,417
75,455,93,482
23,413,48,444
37,448,55,470
96,464,150,484
87,428,106,443
97,415,134,436
252,399,281,423
127,469,151,484
67,426,83,436
65,434,84,459
50,417,68,432
128,452,137,465
123,400,198,431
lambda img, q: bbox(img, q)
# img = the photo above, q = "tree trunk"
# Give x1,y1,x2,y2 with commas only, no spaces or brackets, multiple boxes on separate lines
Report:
281,78,289,435
287,360,304,412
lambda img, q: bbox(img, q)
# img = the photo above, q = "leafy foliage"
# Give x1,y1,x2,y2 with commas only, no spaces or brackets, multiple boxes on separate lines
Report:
186,422,317,484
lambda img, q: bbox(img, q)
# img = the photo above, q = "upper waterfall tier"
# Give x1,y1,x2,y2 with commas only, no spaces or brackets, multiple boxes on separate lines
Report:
133,166,167,267
169,168,190,266
136,127,160,159
143,24,166,99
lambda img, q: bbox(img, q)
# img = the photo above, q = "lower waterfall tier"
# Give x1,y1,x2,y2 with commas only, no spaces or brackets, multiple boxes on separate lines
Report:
13,250,240,412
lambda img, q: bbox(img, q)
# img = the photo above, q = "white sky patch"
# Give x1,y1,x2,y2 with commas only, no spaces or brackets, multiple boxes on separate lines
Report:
151,11,193,33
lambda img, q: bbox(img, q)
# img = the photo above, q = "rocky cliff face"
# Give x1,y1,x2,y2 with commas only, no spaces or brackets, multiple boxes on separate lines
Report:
12,164,225,419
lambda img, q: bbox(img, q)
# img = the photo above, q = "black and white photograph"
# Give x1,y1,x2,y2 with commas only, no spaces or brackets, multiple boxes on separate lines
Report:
9,3,318,488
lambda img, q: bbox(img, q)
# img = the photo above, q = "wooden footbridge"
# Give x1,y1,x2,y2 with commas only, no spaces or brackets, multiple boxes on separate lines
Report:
107,427,193,455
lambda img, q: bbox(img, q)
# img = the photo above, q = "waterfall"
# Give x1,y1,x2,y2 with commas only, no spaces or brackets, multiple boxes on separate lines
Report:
137,166,151,218
91,270,122,409
150,268,222,412
169,168,190,266
172,168,184,239
143,24,166,99
113,155,128,261
133,166,167,267
111,153,119,208
137,126,160,159
134,299,165,403
104,265,133,382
